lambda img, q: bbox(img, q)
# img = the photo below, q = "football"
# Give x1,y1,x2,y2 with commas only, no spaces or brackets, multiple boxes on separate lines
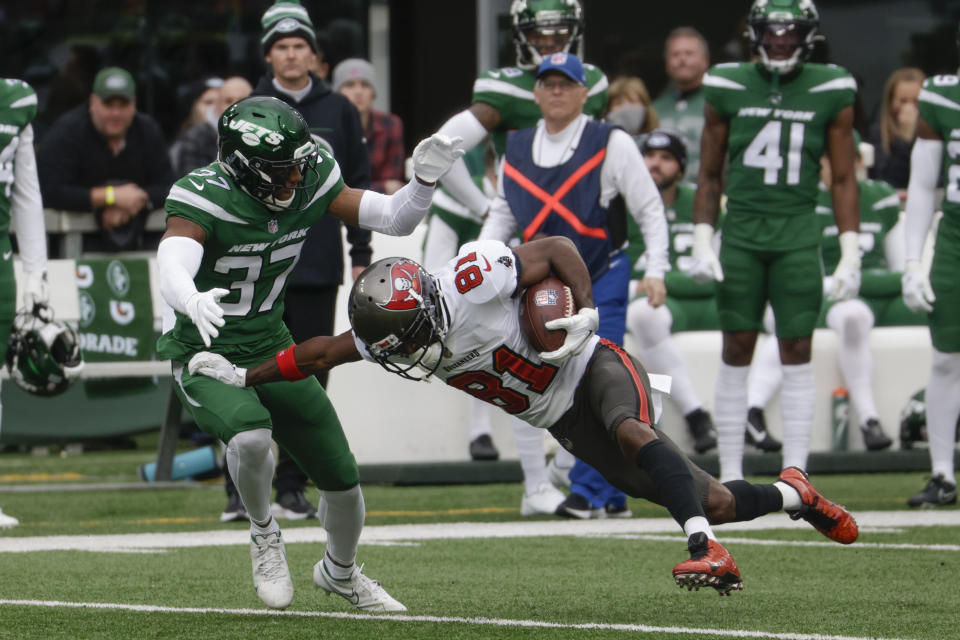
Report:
518,276,577,353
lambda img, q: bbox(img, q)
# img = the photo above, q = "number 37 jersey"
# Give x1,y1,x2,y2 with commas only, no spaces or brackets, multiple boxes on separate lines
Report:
360,240,597,429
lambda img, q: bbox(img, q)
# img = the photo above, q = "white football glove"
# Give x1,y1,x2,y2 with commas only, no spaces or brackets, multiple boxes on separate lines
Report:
21,270,49,312
412,133,465,183
827,231,861,302
539,307,599,365
184,288,228,347
188,351,247,387
902,258,935,312
684,223,724,284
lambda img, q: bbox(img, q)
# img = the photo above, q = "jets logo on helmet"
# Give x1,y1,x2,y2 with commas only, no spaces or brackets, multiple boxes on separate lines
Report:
510,0,584,70
746,0,822,75
6,304,83,397
217,96,322,211
349,258,448,380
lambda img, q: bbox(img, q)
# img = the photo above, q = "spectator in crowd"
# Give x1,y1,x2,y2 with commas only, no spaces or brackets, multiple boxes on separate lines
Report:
689,0,860,483
168,76,223,174
0,77,52,530
868,67,925,189
332,58,405,196
480,53,669,520
37,66,174,253
158,96,461,610
171,76,253,176
217,0,374,523
606,76,659,139
625,130,719,454
900,62,960,507
434,0,608,515
652,27,710,181
188,236,861,596
746,137,902,454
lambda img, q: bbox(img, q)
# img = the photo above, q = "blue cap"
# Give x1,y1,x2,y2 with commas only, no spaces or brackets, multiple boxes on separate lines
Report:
536,52,586,86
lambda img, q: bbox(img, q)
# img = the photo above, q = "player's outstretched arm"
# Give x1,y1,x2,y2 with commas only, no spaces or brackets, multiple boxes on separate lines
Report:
436,104,502,216
328,134,464,236
902,116,942,313
688,104,727,284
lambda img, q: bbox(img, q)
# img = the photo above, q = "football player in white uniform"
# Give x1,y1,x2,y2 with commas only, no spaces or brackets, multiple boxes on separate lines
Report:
189,236,860,595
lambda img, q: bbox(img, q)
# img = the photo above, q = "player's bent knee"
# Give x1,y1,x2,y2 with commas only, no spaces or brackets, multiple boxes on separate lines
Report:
705,480,736,524
228,428,273,460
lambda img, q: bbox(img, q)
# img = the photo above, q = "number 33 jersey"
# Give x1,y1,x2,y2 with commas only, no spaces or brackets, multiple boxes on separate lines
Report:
361,239,597,429
703,62,856,252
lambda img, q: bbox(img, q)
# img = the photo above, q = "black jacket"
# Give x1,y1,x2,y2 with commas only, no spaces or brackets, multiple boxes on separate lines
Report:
253,73,372,287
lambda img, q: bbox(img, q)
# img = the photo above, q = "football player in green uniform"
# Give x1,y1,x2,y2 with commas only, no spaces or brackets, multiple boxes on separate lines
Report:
0,78,61,529
625,129,720,454
689,0,861,482
900,27,960,506
157,96,462,611
430,0,609,513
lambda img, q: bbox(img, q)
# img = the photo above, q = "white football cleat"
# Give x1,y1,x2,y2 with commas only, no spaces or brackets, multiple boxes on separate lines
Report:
314,560,407,612
0,508,19,529
520,482,565,516
250,530,294,609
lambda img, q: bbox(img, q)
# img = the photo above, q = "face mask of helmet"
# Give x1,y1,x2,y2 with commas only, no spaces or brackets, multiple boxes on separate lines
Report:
6,305,83,397
223,145,321,211
746,0,822,75
511,0,584,69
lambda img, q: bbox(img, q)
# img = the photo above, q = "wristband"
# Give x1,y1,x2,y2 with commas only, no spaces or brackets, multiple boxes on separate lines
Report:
275,345,307,381
105,185,116,207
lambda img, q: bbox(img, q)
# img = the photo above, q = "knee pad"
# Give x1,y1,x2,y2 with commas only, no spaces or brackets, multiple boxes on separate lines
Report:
227,428,273,461
626,299,672,349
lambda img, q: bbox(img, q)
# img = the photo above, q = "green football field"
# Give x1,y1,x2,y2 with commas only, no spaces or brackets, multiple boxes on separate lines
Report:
1,447,958,640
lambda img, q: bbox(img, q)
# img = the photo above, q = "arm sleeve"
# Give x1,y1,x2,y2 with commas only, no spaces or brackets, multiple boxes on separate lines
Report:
157,235,203,314
478,159,518,242
883,214,906,272
606,129,669,279
10,124,47,273
357,178,435,236
436,109,492,215
904,137,942,261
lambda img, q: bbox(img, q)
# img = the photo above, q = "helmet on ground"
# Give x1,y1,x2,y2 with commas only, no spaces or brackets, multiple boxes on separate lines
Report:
6,304,83,397
348,257,447,380
746,0,822,74
217,95,321,211
511,0,584,70
899,388,960,449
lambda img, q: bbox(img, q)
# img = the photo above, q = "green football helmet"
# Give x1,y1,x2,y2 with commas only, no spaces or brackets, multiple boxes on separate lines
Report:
746,0,823,74
217,96,321,211
510,0,584,70
6,304,83,397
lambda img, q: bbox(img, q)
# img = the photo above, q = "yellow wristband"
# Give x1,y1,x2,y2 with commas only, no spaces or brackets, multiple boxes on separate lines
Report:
105,185,116,206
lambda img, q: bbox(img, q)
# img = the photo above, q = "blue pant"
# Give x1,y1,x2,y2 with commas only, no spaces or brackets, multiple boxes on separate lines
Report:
570,252,629,510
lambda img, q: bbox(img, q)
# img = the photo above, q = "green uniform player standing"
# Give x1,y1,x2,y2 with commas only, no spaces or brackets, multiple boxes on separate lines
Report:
899,40,960,506
688,0,861,482
157,95,463,611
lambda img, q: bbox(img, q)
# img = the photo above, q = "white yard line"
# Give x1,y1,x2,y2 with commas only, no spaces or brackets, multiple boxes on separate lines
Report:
0,599,912,640
0,510,957,553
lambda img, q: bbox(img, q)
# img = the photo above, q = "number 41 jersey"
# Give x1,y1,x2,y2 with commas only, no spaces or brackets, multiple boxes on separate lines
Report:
704,62,856,251
157,151,344,365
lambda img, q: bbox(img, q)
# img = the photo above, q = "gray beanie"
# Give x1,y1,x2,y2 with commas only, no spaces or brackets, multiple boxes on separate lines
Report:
261,1,318,54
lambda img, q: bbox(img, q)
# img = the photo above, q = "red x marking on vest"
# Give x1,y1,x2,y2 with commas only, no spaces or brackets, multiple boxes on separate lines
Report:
503,148,609,242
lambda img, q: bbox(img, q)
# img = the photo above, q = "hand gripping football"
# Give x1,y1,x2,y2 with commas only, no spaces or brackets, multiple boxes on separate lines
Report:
518,276,577,353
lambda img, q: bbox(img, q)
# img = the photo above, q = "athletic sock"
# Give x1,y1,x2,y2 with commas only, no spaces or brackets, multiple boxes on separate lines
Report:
714,362,750,482
774,482,802,511
635,439,705,525
320,485,364,575
682,515,715,541
723,480,784,521
747,336,782,408
512,416,549,493
780,362,815,471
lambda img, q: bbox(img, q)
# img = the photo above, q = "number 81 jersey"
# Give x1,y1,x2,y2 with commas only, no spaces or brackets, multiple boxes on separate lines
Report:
918,74,960,230
703,62,856,251
158,153,343,364
433,240,595,429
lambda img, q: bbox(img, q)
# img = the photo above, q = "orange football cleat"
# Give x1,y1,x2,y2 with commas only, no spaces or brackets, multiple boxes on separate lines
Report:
778,466,859,544
672,532,743,596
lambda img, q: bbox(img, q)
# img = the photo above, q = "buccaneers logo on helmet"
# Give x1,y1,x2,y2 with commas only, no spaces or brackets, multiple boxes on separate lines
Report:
379,260,423,312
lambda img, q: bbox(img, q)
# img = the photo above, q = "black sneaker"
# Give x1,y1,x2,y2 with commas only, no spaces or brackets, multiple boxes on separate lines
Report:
271,490,318,520
685,408,717,454
220,492,248,522
860,418,892,451
469,434,499,461
744,407,782,452
555,493,603,519
604,503,633,519
907,475,958,508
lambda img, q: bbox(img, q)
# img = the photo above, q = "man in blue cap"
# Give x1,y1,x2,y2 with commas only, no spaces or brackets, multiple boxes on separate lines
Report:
481,52,670,519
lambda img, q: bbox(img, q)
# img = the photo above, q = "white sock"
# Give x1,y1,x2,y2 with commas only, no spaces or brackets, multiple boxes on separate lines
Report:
828,300,878,423
226,428,275,524
927,350,960,481
640,339,703,415
780,363,815,471
682,515,716,541
774,481,802,510
715,362,750,482
747,336,782,409
553,446,575,470
468,397,493,440
250,515,279,536
512,416,549,493
320,485,364,577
